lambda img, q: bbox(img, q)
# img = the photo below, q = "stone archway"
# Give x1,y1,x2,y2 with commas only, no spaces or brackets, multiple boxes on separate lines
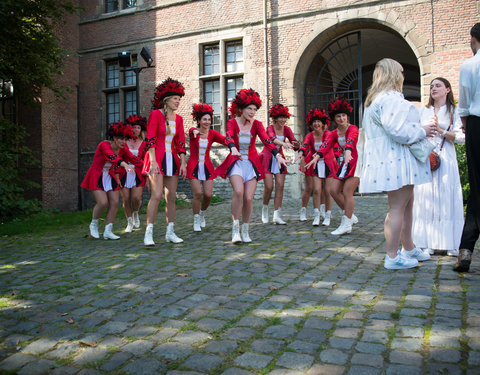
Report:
291,17,430,136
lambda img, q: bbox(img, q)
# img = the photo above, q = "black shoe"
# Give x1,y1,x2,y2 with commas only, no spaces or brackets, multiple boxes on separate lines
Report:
453,249,472,272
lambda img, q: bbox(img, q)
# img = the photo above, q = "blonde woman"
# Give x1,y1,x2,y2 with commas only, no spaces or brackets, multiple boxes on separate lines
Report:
359,58,436,269
142,78,187,246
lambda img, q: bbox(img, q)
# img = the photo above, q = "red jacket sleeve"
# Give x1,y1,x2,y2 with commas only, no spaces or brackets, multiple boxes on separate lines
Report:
174,115,186,155
225,119,237,148
285,126,297,143
145,110,160,149
255,121,278,155
299,132,311,155
266,125,276,139
121,146,143,168
100,141,123,167
345,125,359,152
317,130,336,157
211,129,227,146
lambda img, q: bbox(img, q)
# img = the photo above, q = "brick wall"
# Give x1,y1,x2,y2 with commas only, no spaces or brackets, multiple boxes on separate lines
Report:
55,0,480,210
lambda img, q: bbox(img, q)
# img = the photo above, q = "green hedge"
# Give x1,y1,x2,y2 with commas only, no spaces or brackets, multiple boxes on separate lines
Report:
0,118,41,221
455,143,469,203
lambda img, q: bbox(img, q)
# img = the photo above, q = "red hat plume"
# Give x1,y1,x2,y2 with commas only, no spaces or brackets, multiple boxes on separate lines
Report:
192,103,214,122
152,77,185,109
229,88,262,118
306,108,330,127
125,114,147,131
327,97,352,118
269,104,291,119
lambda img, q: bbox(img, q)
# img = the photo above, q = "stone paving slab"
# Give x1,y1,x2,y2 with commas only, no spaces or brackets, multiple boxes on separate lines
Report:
1,196,480,374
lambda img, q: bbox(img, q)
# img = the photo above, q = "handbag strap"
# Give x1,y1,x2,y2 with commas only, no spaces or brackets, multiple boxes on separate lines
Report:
438,108,454,151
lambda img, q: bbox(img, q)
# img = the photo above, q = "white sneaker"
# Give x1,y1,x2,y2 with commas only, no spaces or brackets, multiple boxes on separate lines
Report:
125,217,134,233
133,211,140,229
273,210,286,225
322,211,331,226
320,204,326,220
384,251,419,270
103,223,120,240
232,220,242,243
89,220,99,239
400,247,430,261
299,207,307,221
424,248,434,255
165,222,183,243
352,213,358,225
193,214,201,232
331,215,352,235
144,224,155,246
312,208,320,226
241,223,252,243
261,205,269,224
447,249,459,257
199,210,206,228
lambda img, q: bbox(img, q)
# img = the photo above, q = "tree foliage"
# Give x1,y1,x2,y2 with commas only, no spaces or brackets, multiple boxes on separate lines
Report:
0,118,42,221
0,0,79,102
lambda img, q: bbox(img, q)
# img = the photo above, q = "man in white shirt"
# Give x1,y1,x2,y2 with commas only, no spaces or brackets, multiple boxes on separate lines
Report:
454,23,480,272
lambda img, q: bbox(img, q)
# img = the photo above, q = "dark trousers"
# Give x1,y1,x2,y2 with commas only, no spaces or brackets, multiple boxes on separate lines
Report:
459,115,480,251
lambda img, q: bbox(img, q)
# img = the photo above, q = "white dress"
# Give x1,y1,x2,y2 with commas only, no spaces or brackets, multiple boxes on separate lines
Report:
359,90,431,193
412,105,465,252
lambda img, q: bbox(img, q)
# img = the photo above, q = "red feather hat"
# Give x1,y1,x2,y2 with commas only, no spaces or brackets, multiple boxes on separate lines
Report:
192,103,214,122
125,114,147,132
328,97,353,119
152,77,185,109
122,124,134,140
306,108,329,127
108,122,134,139
269,104,291,119
229,88,262,118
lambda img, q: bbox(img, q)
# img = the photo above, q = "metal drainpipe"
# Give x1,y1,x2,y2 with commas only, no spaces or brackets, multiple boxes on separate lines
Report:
263,0,270,124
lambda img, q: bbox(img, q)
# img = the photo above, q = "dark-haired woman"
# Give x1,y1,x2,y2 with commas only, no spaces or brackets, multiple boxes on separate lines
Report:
259,104,299,225
187,104,230,231
216,89,288,243
296,109,337,226
81,123,142,240
142,78,187,246
120,114,147,232
412,77,465,256
306,98,359,235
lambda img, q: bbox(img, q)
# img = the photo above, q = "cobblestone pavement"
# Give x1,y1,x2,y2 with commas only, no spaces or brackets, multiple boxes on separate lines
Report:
1,196,480,375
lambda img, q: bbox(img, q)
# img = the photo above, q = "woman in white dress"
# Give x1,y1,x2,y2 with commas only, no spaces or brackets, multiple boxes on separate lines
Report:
412,77,465,256
359,58,436,270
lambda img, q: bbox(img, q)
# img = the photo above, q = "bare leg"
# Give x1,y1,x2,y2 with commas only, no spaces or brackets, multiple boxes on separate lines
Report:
120,188,132,218
242,178,258,223
327,177,345,211
321,179,333,210
400,187,415,250
385,185,414,258
164,176,179,224
273,174,286,210
105,190,120,224
146,174,164,225
201,180,214,211
312,177,322,209
189,179,202,214
229,175,244,221
92,190,108,220
262,174,274,205
343,177,359,218
301,175,313,207
131,186,143,212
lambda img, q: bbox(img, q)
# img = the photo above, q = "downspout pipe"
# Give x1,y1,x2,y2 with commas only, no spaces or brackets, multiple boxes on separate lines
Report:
263,0,270,124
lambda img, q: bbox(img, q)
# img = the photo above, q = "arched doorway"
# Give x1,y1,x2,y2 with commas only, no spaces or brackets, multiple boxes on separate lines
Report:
303,27,420,130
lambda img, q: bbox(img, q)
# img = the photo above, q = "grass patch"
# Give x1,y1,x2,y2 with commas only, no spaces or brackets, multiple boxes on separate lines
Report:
0,198,191,236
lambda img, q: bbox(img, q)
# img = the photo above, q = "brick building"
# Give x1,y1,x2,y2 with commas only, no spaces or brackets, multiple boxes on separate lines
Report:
26,0,479,210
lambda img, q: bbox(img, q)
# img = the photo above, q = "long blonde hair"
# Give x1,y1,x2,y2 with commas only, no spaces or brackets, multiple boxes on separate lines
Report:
365,58,404,107
163,96,176,135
